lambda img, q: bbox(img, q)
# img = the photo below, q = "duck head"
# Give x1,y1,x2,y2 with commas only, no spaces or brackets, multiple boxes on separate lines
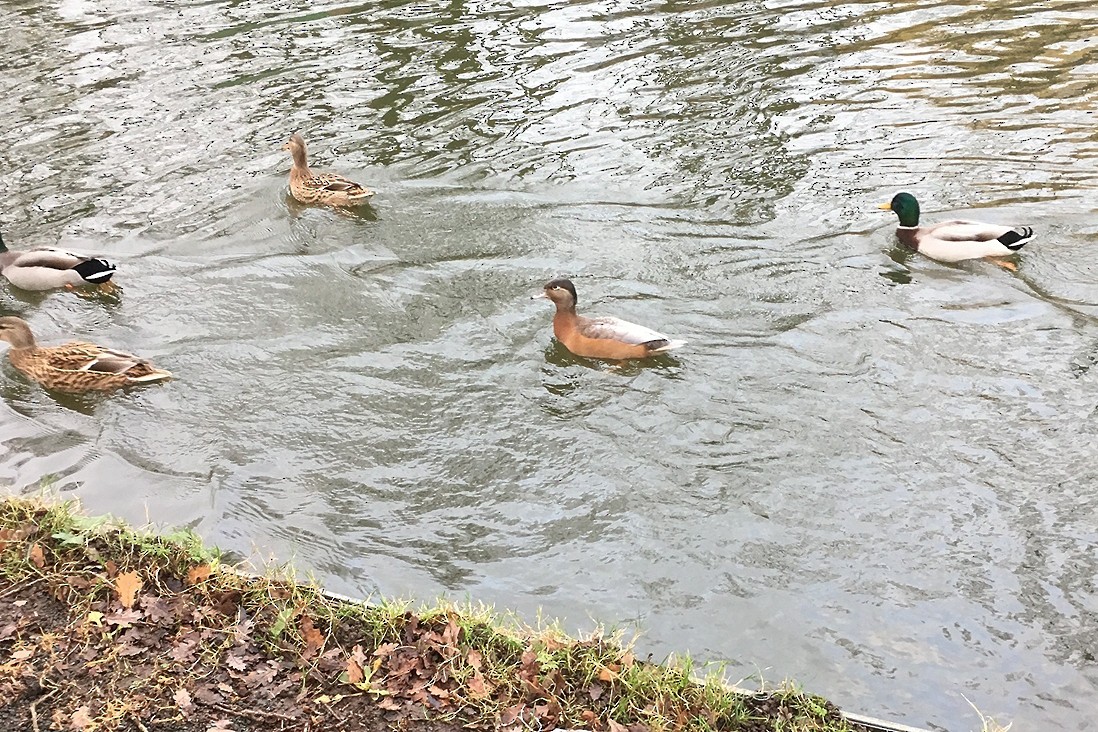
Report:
879,192,920,227
536,278,578,310
0,317,36,349
282,133,308,166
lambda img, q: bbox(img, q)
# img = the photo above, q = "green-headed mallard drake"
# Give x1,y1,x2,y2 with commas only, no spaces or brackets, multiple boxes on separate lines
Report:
536,279,686,360
0,231,118,292
283,133,374,207
0,317,171,393
879,192,1035,268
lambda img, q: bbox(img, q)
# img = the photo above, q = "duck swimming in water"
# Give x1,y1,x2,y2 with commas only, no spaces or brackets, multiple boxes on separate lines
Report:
283,133,375,207
536,278,686,360
0,231,118,293
0,317,171,393
878,192,1034,268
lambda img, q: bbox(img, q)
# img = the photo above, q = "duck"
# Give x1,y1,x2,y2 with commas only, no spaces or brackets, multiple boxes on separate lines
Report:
536,279,686,360
0,317,171,393
0,231,118,293
283,133,375,207
878,192,1034,268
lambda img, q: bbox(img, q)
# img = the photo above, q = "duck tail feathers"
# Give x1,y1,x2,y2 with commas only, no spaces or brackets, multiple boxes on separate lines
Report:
649,339,687,354
998,226,1034,251
73,258,117,283
129,369,173,384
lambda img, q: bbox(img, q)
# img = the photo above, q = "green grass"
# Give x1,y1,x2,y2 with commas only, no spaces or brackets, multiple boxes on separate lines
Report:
0,495,867,732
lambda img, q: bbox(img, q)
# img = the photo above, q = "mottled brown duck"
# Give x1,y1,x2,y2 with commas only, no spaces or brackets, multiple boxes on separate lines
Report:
283,133,374,207
0,317,171,393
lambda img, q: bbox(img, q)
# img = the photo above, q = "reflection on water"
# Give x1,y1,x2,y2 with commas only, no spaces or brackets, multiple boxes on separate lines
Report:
2,0,1098,729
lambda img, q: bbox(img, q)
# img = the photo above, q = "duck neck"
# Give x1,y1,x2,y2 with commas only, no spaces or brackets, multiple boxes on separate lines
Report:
5,330,37,351
552,303,577,334
290,145,310,175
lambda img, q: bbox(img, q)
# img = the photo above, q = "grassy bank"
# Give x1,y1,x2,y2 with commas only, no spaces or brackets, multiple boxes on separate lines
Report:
0,496,874,732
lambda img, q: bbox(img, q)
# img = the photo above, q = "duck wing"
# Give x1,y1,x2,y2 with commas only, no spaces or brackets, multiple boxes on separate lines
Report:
925,220,1032,246
44,343,142,374
579,316,674,346
306,172,374,196
6,248,91,270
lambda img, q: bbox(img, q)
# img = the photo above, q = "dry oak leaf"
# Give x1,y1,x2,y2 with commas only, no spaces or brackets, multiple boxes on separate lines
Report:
581,709,602,729
345,656,365,685
28,543,45,568
175,688,195,717
115,571,143,609
70,706,94,730
187,564,213,585
467,648,484,670
300,615,325,659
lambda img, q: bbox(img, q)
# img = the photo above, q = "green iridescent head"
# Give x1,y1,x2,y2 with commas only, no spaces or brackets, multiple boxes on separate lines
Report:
879,192,920,227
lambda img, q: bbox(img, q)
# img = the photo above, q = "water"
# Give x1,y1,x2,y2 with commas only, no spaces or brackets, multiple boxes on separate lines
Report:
2,0,1097,728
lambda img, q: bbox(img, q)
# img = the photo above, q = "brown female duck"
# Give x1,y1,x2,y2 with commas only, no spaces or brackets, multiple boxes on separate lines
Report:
283,133,374,207
536,279,686,360
0,317,171,393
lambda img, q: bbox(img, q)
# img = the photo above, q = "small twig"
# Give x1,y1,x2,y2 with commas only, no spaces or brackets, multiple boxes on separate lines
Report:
29,688,58,732
131,714,151,732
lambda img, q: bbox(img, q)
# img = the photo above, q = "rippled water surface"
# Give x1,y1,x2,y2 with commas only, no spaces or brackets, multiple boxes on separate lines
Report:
3,0,1097,728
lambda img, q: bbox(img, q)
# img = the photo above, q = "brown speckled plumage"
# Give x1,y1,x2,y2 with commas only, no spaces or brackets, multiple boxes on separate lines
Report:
283,133,374,207
0,317,171,393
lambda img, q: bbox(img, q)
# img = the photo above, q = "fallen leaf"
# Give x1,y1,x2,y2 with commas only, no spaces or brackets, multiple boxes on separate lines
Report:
11,648,33,661
373,641,399,658
115,571,142,609
104,609,143,628
86,611,104,627
104,560,118,578
598,666,617,682
467,671,489,698
70,706,94,730
300,615,324,659
581,709,600,728
350,644,367,667
467,648,483,670
193,685,225,706
225,654,248,672
621,650,635,668
187,564,213,585
500,703,526,726
28,543,45,568
345,657,364,684
174,688,194,717
608,720,628,732
588,682,605,701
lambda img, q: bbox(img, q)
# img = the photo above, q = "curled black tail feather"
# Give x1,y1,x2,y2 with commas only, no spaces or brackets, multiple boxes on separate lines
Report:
73,258,117,283
998,226,1034,251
